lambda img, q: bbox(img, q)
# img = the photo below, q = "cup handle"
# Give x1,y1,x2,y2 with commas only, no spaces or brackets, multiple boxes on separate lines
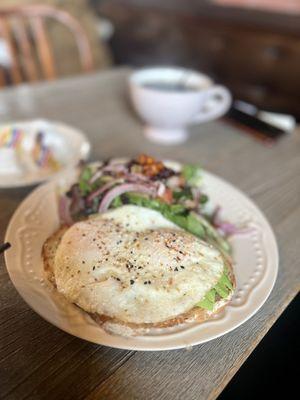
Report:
192,85,232,124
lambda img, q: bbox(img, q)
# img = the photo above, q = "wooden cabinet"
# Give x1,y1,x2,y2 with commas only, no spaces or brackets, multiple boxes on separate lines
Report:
97,0,300,117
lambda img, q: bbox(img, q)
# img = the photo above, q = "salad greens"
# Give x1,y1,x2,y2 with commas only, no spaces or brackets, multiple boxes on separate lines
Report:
65,157,233,257
182,164,202,186
78,166,93,195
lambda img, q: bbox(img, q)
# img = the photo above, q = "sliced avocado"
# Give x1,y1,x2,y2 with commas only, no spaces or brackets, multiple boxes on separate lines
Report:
219,272,233,290
197,297,214,311
196,270,233,310
215,281,229,299
206,288,216,303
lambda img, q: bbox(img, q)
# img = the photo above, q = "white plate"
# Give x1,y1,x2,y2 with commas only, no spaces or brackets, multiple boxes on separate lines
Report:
4,167,278,351
0,119,90,188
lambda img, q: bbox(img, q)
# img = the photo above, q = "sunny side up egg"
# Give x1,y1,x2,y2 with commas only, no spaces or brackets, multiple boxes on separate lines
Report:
54,205,225,325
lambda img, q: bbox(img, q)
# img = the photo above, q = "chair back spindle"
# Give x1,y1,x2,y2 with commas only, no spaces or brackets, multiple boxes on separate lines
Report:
0,5,94,86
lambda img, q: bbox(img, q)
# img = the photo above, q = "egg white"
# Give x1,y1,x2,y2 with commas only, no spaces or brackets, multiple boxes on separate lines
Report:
54,205,224,324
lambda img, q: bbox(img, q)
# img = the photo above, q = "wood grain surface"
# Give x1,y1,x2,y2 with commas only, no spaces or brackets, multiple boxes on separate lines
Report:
0,69,299,400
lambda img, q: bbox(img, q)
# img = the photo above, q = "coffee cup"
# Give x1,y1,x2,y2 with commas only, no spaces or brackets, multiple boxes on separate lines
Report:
129,67,232,144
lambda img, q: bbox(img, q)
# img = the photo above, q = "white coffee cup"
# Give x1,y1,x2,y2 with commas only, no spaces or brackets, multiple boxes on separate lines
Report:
129,67,232,144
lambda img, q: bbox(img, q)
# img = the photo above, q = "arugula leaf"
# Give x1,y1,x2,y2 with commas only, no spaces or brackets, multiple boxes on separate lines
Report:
169,204,187,214
182,164,202,186
125,193,163,211
162,212,188,229
200,194,209,204
80,166,92,181
111,196,123,208
78,166,93,195
186,213,206,238
173,188,193,201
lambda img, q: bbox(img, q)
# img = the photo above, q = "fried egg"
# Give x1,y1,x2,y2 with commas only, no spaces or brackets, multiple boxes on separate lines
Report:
53,205,226,325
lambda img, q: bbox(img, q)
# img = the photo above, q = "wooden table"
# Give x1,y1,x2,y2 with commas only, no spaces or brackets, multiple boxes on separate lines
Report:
0,69,299,400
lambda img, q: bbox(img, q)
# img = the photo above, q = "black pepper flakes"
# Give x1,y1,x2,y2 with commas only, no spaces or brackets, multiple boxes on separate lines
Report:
92,266,96,270
130,279,134,285
180,266,185,269
174,267,178,271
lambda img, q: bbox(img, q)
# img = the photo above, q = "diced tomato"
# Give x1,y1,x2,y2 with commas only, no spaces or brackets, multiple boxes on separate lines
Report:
161,188,173,204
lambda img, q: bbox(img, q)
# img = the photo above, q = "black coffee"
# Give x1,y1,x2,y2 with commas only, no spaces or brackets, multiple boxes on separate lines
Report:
142,82,199,92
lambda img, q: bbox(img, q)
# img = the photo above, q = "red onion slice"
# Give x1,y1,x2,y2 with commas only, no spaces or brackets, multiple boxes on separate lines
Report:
87,178,124,203
98,183,156,213
212,205,251,236
89,170,103,184
58,195,73,225
125,172,150,183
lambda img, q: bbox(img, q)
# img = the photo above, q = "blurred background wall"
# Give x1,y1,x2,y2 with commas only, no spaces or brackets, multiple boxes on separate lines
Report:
92,0,300,118
1,0,299,118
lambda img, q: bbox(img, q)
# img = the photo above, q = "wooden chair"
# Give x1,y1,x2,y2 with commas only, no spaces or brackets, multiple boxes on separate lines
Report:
0,5,94,86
